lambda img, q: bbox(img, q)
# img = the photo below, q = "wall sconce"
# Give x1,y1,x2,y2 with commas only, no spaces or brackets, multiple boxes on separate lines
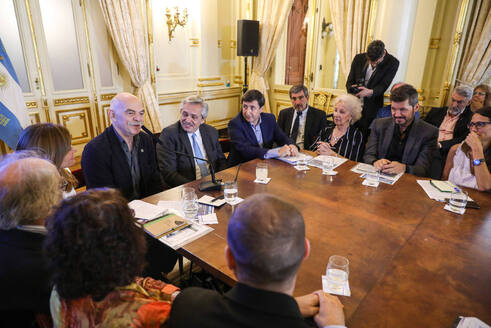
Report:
166,7,188,41
321,18,333,39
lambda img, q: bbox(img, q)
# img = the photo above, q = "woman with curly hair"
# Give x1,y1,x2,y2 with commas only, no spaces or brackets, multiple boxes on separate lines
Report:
44,188,180,327
16,123,78,198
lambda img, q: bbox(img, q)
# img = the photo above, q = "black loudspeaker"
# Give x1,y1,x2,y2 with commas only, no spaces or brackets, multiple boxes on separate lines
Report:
237,20,259,56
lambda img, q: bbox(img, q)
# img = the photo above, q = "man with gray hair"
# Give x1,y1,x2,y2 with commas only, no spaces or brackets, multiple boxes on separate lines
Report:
0,151,62,326
157,95,228,188
424,85,473,161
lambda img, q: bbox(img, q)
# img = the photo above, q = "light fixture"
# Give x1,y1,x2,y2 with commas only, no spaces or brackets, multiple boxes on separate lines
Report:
166,7,188,41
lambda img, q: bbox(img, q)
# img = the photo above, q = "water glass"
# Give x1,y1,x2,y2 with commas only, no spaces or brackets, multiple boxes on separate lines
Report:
326,255,349,293
224,181,238,203
296,154,308,169
449,190,468,213
365,169,380,187
256,163,268,181
181,187,198,219
322,156,335,175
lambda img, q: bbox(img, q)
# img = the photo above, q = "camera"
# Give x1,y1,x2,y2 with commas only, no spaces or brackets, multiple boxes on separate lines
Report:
348,79,365,95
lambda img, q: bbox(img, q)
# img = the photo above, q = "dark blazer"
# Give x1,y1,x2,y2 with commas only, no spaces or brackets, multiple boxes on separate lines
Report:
424,106,472,153
363,117,438,177
168,283,312,328
156,122,228,188
0,229,51,327
346,52,399,127
228,112,293,166
277,106,327,150
81,125,162,200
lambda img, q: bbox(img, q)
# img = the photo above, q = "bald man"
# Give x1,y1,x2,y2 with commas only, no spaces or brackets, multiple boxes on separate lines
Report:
82,92,162,200
0,152,62,326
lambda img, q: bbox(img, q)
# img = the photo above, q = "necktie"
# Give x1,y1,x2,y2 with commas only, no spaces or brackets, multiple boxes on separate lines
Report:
290,110,303,142
192,133,209,177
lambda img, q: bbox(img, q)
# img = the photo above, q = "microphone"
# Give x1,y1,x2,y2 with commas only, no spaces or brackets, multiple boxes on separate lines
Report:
141,125,223,192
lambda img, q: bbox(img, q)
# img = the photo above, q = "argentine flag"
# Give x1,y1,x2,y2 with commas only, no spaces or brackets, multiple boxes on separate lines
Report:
0,38,30,149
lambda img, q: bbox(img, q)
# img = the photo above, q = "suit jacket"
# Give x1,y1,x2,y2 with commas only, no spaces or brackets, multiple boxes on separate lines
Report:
81,125,162,200
228,112,293,166
346,52,399,126
424,106,472,153
156,122,228,188
363,117,438,177
277,106,327,150
168,283,313,328
0,229,51,327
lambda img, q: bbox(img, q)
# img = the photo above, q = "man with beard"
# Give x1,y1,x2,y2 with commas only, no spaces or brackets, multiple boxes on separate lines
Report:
363,84,438,177
277,85,327,150
424,86,473,161
157,95,228,188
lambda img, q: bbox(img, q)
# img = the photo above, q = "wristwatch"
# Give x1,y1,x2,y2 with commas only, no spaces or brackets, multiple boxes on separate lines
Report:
473,158,485,166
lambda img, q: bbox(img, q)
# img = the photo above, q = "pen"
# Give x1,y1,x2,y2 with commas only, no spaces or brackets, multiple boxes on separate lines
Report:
211,195,224,202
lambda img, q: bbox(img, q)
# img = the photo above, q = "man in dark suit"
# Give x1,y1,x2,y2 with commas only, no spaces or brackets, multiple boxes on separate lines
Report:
278,85,327,150
0,152,62,327
168,194,346,328
364,84,438,177
228,89,298,165
82,93,176,276
157,95,228,188
424,86,473,157
82,92,162,201
346,40,399,135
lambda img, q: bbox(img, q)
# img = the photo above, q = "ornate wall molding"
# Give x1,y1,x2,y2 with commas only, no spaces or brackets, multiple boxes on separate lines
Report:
54,96,90,106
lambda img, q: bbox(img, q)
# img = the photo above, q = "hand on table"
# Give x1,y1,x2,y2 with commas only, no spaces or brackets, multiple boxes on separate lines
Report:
295,291,320,317
313,291,345,327
289,144,299,156
373,159,390,171
381,161,406,175
316,142,337,156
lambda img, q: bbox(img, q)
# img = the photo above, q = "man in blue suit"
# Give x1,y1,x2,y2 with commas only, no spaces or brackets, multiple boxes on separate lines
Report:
228,89,298,165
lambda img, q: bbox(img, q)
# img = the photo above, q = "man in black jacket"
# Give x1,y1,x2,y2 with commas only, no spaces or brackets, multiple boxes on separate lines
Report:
157,95,228,188
346,40,399,135
82,92,163,201
169,194,346,328
278,84,327,150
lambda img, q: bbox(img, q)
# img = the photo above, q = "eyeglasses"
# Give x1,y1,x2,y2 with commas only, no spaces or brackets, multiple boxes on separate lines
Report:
467,121,491,129
473,91,486,96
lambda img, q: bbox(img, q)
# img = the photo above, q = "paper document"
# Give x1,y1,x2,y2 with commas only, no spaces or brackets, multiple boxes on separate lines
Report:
277,154,313,165
417,180,473,202
159,222,213,250
128,200,167,221
351,163,403,185
198,195,226,207
455,317,490,328
308,155,347,170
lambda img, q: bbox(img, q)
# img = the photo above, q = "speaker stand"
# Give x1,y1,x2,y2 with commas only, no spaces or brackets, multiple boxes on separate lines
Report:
242,56,248,94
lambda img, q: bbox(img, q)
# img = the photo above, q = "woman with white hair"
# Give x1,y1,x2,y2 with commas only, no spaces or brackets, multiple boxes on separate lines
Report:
315,94,365,161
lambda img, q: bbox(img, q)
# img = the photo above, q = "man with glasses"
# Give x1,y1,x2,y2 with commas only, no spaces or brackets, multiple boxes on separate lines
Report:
346,40,399,135
228,89,298,166
157,95,228,188
364,84,438,177
424,86,474,164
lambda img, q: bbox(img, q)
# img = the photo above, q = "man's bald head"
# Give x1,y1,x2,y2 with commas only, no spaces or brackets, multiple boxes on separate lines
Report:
109,93,145,138
0,153,62,229
227,194,306,286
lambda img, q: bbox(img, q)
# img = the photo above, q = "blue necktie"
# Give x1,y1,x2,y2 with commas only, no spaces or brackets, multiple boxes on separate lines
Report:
192,133,209,177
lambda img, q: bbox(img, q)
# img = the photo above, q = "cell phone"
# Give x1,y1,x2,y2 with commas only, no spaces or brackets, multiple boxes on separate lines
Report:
466,200,480,209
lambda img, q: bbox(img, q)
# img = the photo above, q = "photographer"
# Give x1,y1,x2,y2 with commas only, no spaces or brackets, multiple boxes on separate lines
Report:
346,40,399,136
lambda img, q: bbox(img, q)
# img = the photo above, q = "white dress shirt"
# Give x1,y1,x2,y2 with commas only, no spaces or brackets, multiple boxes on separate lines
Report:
289,107,309,149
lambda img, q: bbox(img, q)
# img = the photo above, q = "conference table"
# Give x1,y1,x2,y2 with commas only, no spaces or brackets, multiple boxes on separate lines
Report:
144,157,491,327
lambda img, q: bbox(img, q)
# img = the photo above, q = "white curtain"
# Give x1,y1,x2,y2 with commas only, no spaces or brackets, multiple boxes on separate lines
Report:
329,0,371,78
99,0,161,132
249,0,294,113
457,0,491,86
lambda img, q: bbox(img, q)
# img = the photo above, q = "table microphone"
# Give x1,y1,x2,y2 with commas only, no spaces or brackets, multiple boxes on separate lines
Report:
141,125,223,192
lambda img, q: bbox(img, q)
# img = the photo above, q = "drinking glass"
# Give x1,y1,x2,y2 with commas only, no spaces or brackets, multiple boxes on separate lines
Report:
181,187,198,219
224,181,238,203
322,156,335,175
326,255,349,293
296,154,308,169
365,169,380,187
449,190,468,213
256,163,268,181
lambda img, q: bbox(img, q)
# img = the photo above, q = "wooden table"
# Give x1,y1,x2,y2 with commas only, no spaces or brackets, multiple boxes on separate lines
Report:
144,158,491,327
